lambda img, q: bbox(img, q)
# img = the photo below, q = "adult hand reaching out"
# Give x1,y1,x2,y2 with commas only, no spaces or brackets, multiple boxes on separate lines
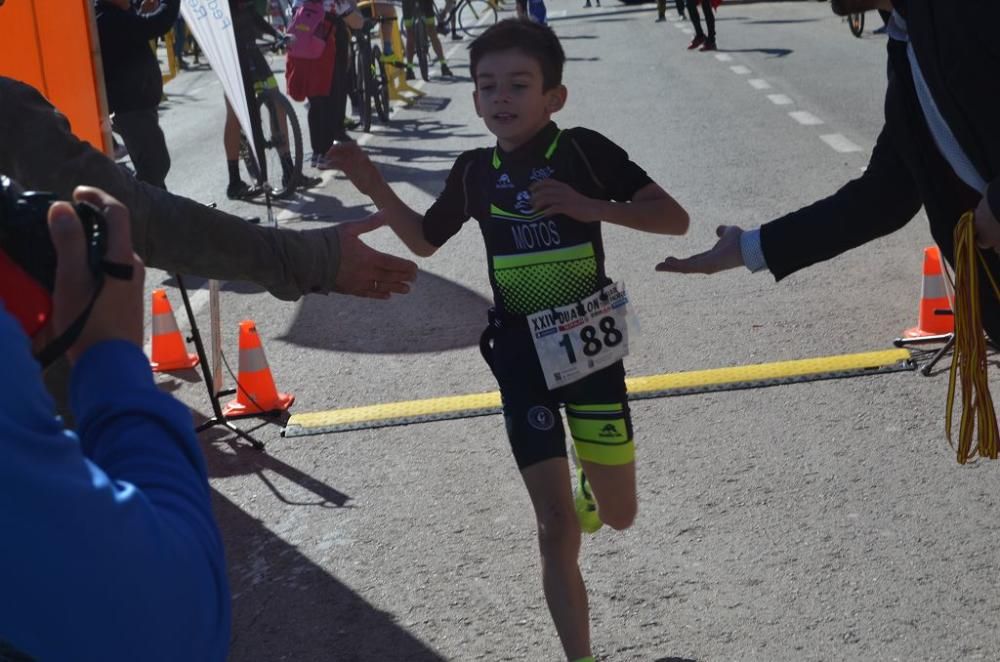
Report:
655,225,746,274
334,213,418,299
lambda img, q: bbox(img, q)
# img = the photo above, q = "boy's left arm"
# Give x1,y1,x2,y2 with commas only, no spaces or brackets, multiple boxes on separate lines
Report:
530,179,689,235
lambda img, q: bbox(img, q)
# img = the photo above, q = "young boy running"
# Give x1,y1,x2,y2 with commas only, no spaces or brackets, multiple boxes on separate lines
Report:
330,20,688,661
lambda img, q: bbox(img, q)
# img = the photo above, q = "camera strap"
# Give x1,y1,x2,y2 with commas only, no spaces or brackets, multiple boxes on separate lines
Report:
34,259,135,368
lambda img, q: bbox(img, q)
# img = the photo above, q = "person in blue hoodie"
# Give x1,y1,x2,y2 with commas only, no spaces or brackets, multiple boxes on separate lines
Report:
0,186,230,661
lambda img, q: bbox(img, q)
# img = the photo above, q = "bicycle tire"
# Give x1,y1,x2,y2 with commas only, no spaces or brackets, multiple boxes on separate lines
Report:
458,0,497,38
358,39,374,132
241,90,304,194
372,45,391,123
413,20,430,82
849,12,864,38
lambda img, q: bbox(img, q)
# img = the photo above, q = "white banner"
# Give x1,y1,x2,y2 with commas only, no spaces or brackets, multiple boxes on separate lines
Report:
180,0,260,167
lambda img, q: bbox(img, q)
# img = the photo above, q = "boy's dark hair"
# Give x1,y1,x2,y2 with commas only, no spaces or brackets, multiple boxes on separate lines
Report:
469,19,566,91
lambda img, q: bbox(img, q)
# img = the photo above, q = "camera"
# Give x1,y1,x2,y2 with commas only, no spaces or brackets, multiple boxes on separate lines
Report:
0,174,108,293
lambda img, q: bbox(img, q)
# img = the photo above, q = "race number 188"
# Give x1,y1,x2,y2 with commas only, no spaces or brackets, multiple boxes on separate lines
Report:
557,316,623,363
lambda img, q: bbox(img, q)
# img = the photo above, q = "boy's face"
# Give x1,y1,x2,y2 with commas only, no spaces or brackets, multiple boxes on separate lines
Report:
473,49,567,151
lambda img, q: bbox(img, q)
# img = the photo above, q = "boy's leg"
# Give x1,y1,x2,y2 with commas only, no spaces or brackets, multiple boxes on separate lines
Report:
491,322,594,661
579,459,636,530
565,364,637,530
521,457,592,661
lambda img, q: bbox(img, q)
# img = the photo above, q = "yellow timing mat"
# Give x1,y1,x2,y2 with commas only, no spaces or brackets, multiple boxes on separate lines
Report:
282,348,914,437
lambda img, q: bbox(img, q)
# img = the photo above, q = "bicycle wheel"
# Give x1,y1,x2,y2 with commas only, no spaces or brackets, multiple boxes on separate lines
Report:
372,45,391,123
848,12,864,38
458,0,497,38
242,90,304,195
357,39,373,132
413,20,430,82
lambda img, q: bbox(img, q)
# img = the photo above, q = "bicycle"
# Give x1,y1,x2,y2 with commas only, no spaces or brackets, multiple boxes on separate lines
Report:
435,0,498,39
347,19,392,132
239,36,305,198
847,11,864,38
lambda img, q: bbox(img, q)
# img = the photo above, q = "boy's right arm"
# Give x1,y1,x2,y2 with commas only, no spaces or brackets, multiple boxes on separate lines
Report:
326,143,438,257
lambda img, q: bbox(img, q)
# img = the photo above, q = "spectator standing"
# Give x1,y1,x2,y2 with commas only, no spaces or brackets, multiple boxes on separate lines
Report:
686,0,717,51
94,0,180,189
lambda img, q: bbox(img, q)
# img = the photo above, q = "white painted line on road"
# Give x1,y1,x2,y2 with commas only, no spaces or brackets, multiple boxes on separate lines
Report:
714,53,732,62
748,78,771,90
789,110,824,126
820,133,863,153
767,93,793,106
730,65,751,75
548,9,567,17
681,27,693,34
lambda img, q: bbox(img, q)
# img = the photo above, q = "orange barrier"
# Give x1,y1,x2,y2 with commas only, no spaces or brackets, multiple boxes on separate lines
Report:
149,289,199,372
223,320,295,416
902,245,954,338
0,0,110,155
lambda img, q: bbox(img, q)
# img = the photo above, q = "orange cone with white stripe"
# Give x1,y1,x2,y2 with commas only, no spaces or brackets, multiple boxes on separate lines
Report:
902,245,954,338
223,320,294,416
150,288,199,372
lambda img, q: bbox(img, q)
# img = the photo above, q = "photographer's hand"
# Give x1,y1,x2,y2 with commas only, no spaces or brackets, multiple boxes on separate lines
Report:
47,188,145,363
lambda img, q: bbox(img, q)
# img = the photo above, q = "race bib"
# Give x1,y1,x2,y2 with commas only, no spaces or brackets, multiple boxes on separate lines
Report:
527,281,637,390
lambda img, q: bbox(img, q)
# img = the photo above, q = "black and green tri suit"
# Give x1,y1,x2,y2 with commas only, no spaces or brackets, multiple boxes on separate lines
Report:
423,122,653,470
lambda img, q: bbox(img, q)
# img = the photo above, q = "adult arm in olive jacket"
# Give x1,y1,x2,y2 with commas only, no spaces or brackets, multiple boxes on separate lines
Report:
0,77,417,302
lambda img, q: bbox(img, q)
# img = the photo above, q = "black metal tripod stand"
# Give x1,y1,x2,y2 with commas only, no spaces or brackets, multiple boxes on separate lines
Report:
174,273,265,450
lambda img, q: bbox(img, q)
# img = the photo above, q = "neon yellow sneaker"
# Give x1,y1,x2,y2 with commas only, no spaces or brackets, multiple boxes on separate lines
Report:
574,467,603,534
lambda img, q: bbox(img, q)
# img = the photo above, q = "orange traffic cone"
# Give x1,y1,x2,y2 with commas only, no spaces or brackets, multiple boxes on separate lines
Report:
150,289,199,372
223,320,294,417
902,245,954,338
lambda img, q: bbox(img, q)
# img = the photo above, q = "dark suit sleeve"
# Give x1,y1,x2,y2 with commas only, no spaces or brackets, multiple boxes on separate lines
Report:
760,124,923,282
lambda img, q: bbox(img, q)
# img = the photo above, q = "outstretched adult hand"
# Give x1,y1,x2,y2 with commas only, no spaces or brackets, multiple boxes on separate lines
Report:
334,212,418,299
325,142,384,198
655,225,746,274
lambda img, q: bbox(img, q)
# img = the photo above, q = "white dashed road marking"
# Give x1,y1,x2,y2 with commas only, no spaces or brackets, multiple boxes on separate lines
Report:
730,65,751,75
748,78,771,90
767,94,793,106
820,133,863,153
789,110,824,126
714,53,732,62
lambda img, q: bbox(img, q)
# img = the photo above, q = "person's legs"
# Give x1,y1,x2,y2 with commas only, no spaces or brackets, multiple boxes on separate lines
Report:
223,99,259,198
330,22,353,142
112,107,170,189
675,0,685,17
700,0,716,42
308,94,335,163
686,0,705,43
521,458,593,661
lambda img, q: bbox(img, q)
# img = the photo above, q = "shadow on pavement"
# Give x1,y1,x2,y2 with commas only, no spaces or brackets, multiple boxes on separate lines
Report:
191,421,446,659
279,270,492,353
211,489,446,661
717,47,793,57
654,657,698,662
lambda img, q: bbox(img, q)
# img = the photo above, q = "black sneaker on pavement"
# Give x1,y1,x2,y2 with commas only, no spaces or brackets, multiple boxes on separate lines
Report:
441,63,453,77
226,180,262,200
405,68,416,81
687,35,706,50
699,39,717,51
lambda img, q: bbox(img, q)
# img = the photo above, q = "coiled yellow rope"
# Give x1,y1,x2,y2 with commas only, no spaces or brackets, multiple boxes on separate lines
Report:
946,211,1000,463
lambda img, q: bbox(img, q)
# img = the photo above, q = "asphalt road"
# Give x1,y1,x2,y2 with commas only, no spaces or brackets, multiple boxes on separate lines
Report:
149,2,1000,660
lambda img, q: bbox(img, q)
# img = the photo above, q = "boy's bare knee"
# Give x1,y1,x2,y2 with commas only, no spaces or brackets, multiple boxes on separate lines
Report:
536,509,580,558
601,501,637,531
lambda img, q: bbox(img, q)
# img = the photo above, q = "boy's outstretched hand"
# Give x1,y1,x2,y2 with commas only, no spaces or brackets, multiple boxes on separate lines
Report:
326,142,384,198
655,225,746,274
335,212,418,299
529,179,597,222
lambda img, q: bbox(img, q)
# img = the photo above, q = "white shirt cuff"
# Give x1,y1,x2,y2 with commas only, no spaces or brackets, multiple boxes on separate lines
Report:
739,227,768,273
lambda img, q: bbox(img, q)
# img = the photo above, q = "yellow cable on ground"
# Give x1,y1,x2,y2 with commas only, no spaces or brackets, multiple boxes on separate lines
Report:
946,211,1000,463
